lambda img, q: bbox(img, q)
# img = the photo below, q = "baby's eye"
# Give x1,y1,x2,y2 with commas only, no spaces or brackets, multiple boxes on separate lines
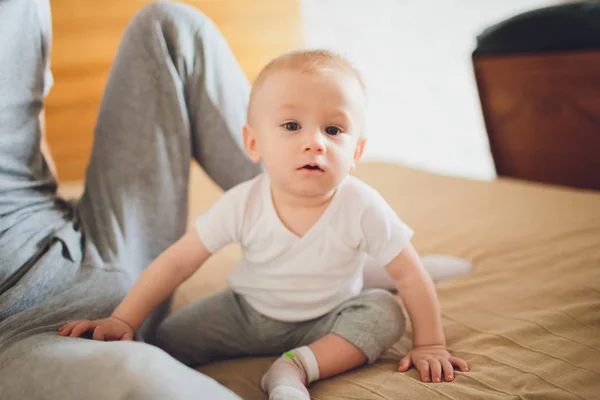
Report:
283,122,300,131
325,126,341,136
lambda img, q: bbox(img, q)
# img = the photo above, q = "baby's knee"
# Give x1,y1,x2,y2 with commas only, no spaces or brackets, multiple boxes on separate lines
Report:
362,289,406,346
331,290,406,363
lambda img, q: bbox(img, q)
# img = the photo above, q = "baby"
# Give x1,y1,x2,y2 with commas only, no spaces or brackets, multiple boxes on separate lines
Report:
59,49,469,399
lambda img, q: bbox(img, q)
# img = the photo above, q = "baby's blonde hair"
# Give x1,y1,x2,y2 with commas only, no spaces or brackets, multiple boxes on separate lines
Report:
247,49,365,125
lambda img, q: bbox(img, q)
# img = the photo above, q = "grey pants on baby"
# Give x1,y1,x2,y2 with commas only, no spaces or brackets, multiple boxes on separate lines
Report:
156,288,406,367
0,1,260,399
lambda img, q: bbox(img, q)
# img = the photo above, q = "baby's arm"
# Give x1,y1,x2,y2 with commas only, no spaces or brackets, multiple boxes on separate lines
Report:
59,230,211,340
386,242,469,382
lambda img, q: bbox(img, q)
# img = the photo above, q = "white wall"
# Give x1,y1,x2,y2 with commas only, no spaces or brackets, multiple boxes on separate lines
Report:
301,0,565,180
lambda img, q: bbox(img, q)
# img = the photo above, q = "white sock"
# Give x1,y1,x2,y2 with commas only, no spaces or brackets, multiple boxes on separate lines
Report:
363,254,473,290
420,255,473,283
261,347,320,400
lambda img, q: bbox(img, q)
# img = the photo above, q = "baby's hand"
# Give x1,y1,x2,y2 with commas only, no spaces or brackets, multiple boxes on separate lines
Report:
58,316,134,341
397,345,469,383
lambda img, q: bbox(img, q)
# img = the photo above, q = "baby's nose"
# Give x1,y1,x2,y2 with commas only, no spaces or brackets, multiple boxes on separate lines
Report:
303,132,326,153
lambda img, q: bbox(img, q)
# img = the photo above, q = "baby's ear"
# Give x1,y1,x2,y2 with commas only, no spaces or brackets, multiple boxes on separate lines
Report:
351,137,367,169
242,124,262,163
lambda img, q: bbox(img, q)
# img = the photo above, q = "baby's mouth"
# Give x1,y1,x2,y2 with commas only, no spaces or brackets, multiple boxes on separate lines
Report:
300,164,324,172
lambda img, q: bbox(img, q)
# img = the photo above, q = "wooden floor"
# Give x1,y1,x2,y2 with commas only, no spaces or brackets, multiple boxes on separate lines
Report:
46,0,301,181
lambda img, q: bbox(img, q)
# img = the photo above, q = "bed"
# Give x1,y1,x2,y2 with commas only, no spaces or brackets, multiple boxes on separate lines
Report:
117,160,600,400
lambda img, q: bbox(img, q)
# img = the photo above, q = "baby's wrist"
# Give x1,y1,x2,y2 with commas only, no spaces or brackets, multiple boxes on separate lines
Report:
110,314,136,331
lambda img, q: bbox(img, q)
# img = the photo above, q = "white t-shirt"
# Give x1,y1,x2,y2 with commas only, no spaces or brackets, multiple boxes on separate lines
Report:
195,174,414,322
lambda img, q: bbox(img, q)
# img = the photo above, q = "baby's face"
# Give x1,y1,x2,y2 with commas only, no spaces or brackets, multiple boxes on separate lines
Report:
244,69,366,198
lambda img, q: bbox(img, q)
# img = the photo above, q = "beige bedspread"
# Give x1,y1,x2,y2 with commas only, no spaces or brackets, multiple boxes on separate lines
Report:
62,161,600,399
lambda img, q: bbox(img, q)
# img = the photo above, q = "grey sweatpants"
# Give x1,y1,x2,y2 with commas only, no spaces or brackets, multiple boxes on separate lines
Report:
0,1,260,399
156,288,406,367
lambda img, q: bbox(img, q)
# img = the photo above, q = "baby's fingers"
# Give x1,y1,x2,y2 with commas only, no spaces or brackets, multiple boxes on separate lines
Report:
69,321,96,338
429,359,442,383
58,320,84,336
92,325,106,341
449,356,469,372
416,360,431,382
441,358,454,381
397,355,413,372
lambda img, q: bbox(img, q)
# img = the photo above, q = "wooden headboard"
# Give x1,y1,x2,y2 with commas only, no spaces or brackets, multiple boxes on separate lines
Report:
46,0,301,181
473,50,600,191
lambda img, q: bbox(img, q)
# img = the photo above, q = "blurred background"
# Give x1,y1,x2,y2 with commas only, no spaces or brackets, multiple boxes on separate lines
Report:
302,0,570,180
46,0,302,181
46,0,597,187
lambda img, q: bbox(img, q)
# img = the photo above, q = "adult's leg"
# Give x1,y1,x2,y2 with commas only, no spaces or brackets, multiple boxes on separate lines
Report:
76,1,262,341
0,237,238,400
0,332,240,400
0,1,249,398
